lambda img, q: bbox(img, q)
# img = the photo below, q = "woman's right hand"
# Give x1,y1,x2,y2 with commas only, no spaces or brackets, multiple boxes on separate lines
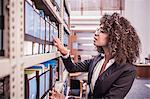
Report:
53,37,68,56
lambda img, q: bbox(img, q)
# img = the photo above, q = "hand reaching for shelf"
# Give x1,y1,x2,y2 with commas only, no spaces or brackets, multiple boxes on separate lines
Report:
53,37,68,56
49,89,65,99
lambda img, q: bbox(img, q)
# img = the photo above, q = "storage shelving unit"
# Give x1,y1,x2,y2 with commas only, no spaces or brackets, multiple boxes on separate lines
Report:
0,0,71,98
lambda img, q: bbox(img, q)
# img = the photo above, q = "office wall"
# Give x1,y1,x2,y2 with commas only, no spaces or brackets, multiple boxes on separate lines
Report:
125,0,150,63
148,0,150,59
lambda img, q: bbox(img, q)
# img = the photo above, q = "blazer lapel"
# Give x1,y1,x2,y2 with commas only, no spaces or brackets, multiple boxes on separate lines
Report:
88,54,104,84
93,62,120,91
99,62,117,81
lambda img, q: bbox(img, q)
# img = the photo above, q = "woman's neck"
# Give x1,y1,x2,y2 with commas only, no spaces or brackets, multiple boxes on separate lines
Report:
103,47,111,61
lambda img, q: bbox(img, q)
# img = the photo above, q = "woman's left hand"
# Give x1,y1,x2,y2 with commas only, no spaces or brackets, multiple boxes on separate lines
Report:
49,89,65,99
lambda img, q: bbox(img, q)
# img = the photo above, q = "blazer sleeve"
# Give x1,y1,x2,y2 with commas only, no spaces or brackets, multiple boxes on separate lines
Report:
61,55,93,73
102,67,136,99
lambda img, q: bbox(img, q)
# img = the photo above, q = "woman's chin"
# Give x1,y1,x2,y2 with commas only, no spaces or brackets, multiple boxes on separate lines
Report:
93,42,96,45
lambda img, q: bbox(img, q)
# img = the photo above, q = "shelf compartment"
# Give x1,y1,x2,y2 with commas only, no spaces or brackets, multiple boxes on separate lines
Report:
32,0,62,23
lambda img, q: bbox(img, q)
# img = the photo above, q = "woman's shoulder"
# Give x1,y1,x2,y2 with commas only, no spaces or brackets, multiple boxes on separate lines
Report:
121,63,136,72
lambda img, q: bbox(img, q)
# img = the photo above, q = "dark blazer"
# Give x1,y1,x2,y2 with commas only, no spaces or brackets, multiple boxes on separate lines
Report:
61,54,136,99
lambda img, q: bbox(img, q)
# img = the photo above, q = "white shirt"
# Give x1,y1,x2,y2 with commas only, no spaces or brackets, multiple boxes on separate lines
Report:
90,57,115,92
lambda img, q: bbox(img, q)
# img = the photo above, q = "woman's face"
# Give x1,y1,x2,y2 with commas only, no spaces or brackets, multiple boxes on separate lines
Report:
94,27,109,47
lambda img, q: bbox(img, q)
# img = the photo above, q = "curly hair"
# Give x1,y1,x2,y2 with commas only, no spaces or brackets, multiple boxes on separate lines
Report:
98,13,141,65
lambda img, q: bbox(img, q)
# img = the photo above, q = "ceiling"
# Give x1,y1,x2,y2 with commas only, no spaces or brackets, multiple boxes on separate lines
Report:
67,0,124,11
67,0,125,33
67,0,101,11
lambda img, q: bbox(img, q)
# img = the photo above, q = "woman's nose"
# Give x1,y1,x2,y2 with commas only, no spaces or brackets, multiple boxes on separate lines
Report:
95,33,99,36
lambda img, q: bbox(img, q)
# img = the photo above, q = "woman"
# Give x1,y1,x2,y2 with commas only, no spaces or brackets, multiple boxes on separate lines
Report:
51,13,141,99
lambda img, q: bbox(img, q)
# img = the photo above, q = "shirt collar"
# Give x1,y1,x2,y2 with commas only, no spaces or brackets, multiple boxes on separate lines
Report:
100,53,115,65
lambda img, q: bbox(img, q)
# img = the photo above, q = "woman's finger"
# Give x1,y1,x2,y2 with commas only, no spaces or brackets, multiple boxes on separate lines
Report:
54,42,58,46
50,90,65,99
53,37,59,42
50,89,60,96
50,96,56,99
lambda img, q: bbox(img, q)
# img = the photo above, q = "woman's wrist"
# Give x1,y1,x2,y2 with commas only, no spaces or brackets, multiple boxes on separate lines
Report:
59,47,68,56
